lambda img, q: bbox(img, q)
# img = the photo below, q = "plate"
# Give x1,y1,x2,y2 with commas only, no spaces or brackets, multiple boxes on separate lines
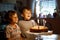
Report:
26,31,53,35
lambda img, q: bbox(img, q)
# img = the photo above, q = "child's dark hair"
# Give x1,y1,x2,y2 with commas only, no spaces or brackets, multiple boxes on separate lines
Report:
20,7,32,14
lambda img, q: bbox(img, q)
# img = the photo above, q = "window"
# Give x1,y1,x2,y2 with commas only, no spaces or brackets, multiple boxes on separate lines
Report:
36,0,56,18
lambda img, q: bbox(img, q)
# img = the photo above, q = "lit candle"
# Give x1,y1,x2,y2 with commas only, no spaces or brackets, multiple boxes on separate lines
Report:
37,19,39,24
43,19,46,26
37,19,39,29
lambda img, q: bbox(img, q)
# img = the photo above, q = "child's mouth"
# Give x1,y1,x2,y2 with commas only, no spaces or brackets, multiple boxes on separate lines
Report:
28,16,30,17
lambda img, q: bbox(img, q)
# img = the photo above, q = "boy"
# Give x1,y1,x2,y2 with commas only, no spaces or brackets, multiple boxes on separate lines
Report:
19,7,37,40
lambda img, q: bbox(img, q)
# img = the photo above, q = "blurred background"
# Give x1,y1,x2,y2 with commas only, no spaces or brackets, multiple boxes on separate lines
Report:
0,0,60,40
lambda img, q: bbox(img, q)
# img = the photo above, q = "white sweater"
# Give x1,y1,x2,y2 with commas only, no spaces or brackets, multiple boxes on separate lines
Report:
18,20,37,40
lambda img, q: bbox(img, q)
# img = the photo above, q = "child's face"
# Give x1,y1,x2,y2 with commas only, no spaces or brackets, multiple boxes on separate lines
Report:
22,9,32,20
11,13,18,23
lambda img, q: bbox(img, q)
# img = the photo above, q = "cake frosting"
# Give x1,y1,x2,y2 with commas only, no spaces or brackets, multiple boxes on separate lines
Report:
30,26,48,33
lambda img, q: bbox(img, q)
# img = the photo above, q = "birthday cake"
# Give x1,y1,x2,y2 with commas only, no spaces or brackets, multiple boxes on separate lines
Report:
30,26,48,33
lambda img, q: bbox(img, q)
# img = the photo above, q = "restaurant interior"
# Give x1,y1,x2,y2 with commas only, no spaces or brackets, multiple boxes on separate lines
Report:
0,0,60,40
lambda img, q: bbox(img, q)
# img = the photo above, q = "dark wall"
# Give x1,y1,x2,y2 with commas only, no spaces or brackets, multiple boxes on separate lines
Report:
1,0,16,3
56,0,60,14
0,3,15,11
45,17,60,34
